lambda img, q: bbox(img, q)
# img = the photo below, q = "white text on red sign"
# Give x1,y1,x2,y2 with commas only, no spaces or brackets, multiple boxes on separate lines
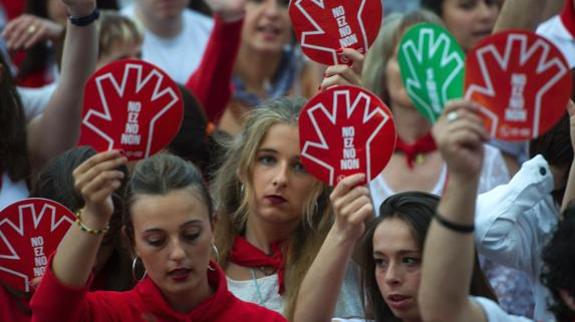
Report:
331,6,358,48
122,101,142,145
31,236,47,277
341,126,360,170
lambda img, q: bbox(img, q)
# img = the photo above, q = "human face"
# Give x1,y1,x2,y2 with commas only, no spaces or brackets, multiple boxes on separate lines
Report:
242,0,292,54
97,40,142,69
131,188,213,300
373,217,422,321
249,123,318,226
137,0,190,21
385,47,413,109
441,0,501,51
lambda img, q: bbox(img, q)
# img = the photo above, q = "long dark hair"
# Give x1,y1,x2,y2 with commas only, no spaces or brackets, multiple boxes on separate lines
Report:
0,53,29,182
358,191,496,321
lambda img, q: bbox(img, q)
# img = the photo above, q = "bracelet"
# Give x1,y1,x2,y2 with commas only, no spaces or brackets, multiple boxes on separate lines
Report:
74,209,109,235
434,212,474,234
69,8,100,27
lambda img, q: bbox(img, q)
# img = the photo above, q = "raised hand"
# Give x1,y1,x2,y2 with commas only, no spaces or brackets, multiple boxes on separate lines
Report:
319,48,364,91
329,173,373,241
432,99,488,180
205,0,247,22
72,150,126,223
2,14,64,50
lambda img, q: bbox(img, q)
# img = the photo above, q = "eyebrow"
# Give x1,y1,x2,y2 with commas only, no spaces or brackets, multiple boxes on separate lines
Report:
143,220,203,233
257,148,277,154
373,250,421,256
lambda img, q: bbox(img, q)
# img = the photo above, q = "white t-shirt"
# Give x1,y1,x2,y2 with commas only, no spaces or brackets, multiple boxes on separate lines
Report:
121,5,213,84
227,273,284,314
474,297,533,322
17,83,57,122
370,144,509,215
0,173,29,211
537,15,575,68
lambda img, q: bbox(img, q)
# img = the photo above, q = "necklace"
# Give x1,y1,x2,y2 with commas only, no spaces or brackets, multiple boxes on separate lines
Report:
250,268,265,305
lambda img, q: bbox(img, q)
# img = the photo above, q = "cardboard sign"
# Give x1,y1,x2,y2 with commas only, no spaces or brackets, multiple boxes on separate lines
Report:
0,198,75,292
289,0,382,65
465,30,571,141
299,85,396,186
79,59,184,160
398,23,465,123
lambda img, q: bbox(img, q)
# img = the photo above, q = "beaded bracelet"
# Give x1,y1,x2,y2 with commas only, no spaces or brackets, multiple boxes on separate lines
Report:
74,209,109,235
434,212,474,234
69,8,100,27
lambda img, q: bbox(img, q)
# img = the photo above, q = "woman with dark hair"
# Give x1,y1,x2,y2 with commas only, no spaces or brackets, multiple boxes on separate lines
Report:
30,152,287,321
31,146,133,292
293,186,496,322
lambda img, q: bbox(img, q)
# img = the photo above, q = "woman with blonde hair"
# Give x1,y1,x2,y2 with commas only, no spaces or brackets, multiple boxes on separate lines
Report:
212,93,364,319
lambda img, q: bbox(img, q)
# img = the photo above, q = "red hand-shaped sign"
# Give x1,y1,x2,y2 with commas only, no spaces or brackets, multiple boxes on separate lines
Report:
79,59,184,160
0,198,75,292
289,0,382,65
465,30,571,141
299,85,396,186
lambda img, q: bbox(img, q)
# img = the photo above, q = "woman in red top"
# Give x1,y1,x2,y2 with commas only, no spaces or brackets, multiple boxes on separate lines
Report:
30,152,286,322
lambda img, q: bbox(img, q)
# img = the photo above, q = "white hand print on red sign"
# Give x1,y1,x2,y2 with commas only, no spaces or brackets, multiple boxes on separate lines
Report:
465,31,571,141
289,0,382,65
79,59,183,160
0,199,75,292
299,86,396,186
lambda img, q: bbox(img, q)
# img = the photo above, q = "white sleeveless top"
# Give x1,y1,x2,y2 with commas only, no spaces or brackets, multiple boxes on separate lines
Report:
370,144,510,215
227,273,284,314
0,172,29,210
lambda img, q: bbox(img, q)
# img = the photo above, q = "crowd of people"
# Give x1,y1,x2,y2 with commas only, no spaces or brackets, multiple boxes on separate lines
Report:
1,0,575,321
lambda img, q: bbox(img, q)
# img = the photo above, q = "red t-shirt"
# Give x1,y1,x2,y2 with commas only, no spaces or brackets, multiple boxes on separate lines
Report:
30,260,286,322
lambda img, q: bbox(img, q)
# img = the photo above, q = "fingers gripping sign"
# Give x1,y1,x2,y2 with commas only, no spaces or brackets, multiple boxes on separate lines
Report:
79,60,184,161
432,100,489,178
330,173,373,240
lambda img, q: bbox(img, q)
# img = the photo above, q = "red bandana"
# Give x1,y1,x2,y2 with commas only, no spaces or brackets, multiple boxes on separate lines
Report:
394,132,437,169
229,236,286,294
560,0,575,39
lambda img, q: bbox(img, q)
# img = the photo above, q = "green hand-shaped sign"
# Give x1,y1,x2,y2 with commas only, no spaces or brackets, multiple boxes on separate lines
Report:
398,23,465,123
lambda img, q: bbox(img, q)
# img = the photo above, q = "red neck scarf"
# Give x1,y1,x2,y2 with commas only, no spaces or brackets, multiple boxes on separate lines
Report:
560,0,575,38
395,132,437,169
229,236,286,294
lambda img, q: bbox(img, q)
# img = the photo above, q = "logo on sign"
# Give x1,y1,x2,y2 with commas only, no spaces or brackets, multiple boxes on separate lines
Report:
400,24,464,122
82,62,180,159
465,33,569,138
0,202,74,292
290,0,380,65
301,88,392,185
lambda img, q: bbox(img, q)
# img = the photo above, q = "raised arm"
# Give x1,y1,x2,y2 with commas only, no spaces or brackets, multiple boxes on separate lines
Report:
26,0,98,173
493,0,563,32
561,100,575,213
184,0,246,123
294,174,372,322
419,100,488,322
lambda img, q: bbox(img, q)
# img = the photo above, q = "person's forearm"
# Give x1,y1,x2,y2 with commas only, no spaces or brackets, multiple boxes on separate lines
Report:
52,209,107,288
493,0,549,32
561,161,575,214
293,226,355,322
27,16,97,171
420,176,479,322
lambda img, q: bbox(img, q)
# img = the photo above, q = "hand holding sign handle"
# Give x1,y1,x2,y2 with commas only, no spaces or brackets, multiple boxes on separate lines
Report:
72,150,126,223
320,48,364,91
330,173,373,242
205,0,247,22
432,99,488,179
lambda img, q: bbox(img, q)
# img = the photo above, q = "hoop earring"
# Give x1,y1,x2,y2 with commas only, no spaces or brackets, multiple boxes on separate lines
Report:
131,257,147,281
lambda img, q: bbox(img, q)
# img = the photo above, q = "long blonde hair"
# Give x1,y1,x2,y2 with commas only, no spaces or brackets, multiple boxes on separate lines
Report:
212,97,333,318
